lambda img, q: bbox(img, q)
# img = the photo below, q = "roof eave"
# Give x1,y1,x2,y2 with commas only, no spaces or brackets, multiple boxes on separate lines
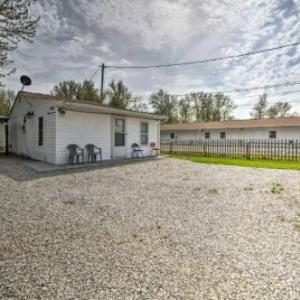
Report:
161,124,300,131
60,102,167,121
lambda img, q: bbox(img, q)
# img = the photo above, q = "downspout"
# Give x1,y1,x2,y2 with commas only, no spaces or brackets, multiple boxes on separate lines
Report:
5,121,9,155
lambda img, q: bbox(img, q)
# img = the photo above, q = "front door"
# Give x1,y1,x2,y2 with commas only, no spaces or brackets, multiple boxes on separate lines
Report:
113,118,127,158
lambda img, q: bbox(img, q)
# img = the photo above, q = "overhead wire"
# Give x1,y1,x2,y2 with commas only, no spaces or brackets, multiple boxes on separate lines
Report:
105,41,300,69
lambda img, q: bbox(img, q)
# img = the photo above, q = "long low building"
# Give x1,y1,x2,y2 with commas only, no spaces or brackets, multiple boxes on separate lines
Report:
161,118,300,141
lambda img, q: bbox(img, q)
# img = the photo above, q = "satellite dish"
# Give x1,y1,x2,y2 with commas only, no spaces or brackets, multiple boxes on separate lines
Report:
20,75,32,86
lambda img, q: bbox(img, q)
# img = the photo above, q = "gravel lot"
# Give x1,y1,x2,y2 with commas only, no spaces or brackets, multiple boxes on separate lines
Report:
0,155,299,299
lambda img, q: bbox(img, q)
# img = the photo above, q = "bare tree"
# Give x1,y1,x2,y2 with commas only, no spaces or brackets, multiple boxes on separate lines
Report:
0,0,39,83
178,98,191,123
250,93,268,119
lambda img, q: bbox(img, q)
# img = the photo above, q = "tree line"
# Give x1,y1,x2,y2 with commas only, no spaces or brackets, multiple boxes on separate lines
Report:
0,80,297,122
51,80,237,123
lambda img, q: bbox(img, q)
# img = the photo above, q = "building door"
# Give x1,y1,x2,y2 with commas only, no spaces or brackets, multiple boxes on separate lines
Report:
113,118,127,158
0,124,5,153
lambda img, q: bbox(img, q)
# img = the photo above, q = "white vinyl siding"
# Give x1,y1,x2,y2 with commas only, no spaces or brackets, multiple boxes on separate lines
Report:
55,111,112,164
127,118,159,157
9,96,161,165
9,98,58,163
161,127,300,141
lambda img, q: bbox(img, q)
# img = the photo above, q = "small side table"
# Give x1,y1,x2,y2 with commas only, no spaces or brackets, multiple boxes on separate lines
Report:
151,148,160,156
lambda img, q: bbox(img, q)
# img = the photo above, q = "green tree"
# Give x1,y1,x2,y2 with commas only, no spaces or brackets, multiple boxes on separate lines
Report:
0,0,39,83
128,96,148,112
105,80,132,109
52,80,100,102
0,89,15,115
270,101,291,118
189,93,202,121
250,93,268,119
213,93,236,121
200,93,214,121
52,80,82,100
149,89,178,123
266,105,279,118
80,80,101,102
178,98,191,123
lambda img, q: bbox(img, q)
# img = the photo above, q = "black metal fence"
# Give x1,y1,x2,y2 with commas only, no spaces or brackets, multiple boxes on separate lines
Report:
160,139,300,160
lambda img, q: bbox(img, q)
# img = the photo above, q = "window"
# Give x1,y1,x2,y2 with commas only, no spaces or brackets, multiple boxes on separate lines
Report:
205,132,210,139
170,132,175,139
220,132,226,139
141,122,149,145
38,117,43,146
269,131,276,139
114,118,125,146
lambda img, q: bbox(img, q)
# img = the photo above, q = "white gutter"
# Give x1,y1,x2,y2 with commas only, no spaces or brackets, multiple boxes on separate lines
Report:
59,101,166,121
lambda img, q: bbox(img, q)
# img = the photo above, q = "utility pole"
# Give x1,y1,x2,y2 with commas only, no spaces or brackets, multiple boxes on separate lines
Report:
100,63,105,102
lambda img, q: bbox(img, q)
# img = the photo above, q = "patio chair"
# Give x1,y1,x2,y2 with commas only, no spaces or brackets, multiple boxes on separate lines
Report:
131,143,144,158
67,144,84,164
150,142,160,156
85,144,102,163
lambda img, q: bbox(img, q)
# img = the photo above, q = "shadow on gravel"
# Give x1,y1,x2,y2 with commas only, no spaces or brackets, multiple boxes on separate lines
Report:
0,154,165,182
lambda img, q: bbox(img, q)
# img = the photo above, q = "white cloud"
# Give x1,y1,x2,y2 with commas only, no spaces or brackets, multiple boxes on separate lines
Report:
2,0,300,118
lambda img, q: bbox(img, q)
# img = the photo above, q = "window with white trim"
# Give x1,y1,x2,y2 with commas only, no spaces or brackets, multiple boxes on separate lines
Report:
269,131,276,139
141,122,148,145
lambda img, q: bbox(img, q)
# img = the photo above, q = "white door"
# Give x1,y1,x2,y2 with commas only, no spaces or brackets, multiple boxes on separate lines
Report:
113,118,127,158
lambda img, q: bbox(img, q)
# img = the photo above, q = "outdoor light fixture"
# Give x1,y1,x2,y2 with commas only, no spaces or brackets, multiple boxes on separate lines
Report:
47,107,56,115
26,111,34,119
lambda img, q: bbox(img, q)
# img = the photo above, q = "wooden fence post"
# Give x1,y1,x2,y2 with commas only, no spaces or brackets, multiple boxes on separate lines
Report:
169,141,173,154
246,141,251,159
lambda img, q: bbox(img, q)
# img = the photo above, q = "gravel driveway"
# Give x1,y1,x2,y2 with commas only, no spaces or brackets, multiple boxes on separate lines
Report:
0,155,299,299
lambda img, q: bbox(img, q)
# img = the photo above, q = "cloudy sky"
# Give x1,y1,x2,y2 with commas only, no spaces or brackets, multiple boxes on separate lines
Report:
3,0,300,118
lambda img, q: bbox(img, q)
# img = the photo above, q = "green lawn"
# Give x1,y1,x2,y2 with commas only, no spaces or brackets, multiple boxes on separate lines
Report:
167,153,300,170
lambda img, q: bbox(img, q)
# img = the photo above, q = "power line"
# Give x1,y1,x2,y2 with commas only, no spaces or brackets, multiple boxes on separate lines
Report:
232,89,300,100
236,98,300,107
105,41,300,69
168,80,300,97
89,67,100,81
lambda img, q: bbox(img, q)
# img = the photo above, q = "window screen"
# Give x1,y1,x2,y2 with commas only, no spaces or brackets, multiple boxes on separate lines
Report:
38,117,43,146
141,122,148,145
220,132,226,139
114,119,125,146
269,131,276,139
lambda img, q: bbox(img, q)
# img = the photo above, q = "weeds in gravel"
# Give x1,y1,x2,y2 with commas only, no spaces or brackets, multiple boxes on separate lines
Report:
208,188,218,194
295,212,300,232
271,183,284,194
244,186,254,191
131,232,143,242
63,199,76,205
277,216,287,223
131,232,139,239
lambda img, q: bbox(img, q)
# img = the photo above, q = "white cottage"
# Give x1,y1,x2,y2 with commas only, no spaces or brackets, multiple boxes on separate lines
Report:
9,91,164,164
161,118,300,141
